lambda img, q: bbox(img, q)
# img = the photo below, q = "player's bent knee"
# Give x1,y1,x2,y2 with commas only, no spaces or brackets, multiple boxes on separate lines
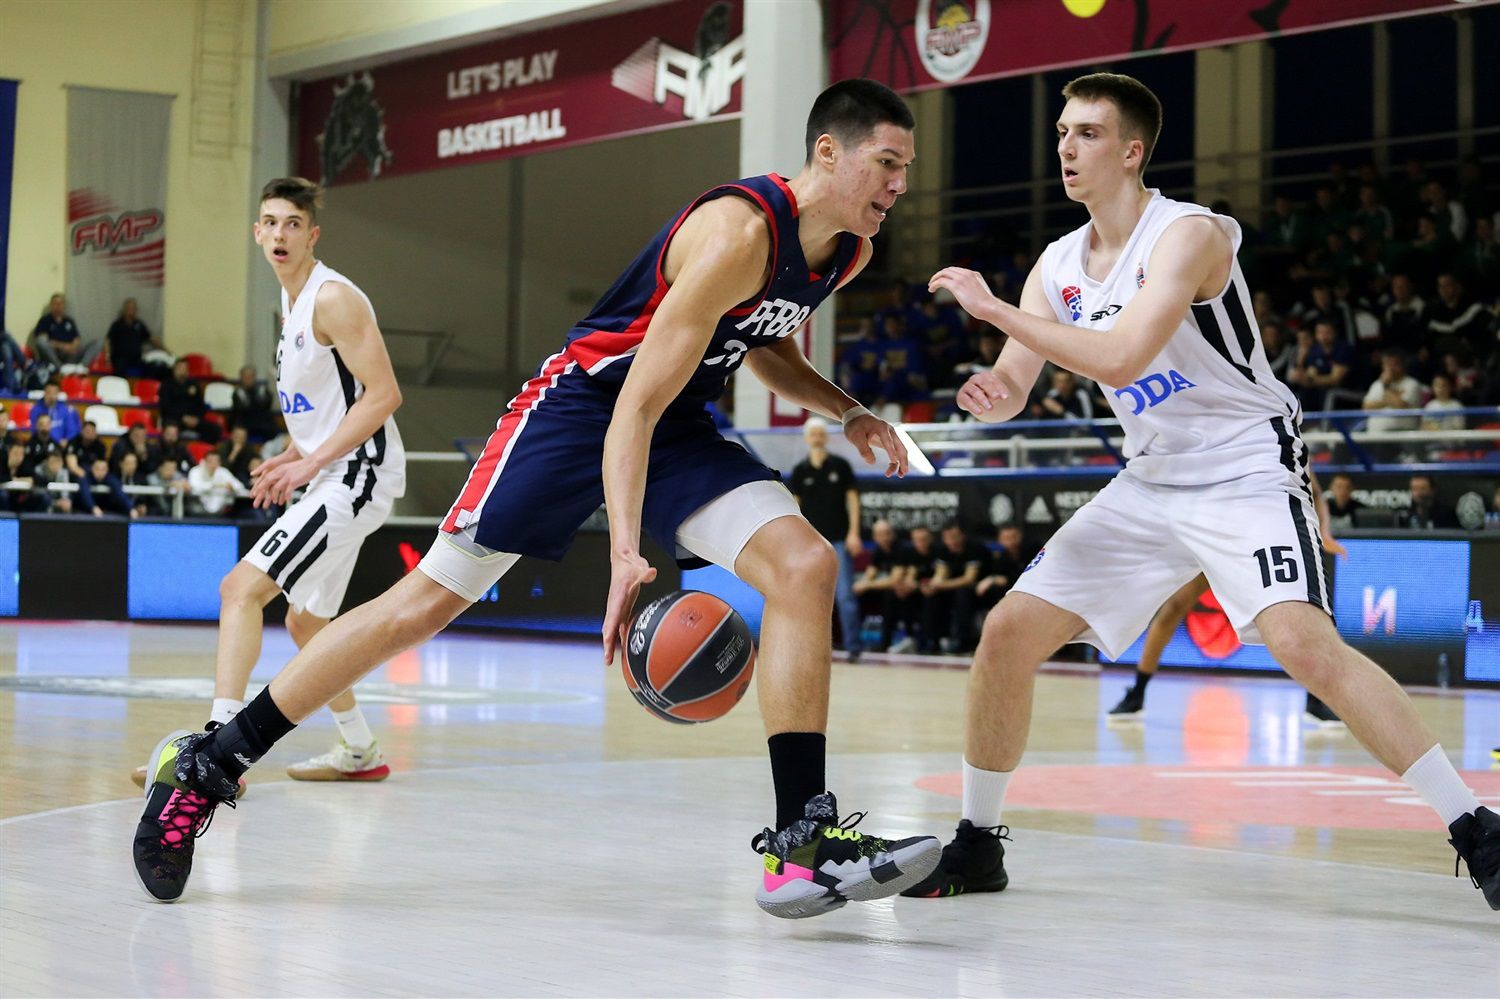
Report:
778,536,839,596
220,563,276,609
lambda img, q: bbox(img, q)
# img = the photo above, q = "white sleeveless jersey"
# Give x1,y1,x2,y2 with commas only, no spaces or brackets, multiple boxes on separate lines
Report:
277,261,406,480
1038,191,1301,486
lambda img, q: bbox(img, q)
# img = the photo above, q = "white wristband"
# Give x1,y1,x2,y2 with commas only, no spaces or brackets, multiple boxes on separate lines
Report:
840,405,873,429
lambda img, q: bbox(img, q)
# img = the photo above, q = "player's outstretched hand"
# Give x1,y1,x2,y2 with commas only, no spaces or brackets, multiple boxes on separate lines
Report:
956,370,1012,422
250,454,320,508
929,267,998,321
603,551,657,666
1322,535,1349,559
844,411,908,478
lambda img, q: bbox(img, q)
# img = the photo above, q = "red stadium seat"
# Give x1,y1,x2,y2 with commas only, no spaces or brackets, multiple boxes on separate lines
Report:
88,353,113,375
186,441,215,464
182,353,216,379
133,379,160,404
61,374,95,401
203,411,227,431
120,408,157,434
902,401,936,423
9,403,32,428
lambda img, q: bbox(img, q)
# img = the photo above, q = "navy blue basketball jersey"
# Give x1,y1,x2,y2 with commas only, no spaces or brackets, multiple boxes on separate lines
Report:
559,174,863,408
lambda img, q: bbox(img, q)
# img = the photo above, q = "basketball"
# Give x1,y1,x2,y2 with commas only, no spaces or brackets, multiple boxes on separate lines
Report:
622,590,756,724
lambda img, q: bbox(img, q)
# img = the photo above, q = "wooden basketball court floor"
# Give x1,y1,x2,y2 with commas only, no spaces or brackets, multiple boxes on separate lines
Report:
1,620,1497,997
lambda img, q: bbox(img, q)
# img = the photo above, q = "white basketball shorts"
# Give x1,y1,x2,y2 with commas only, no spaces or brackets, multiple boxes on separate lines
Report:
1011,467,1331,659
242,460,402,619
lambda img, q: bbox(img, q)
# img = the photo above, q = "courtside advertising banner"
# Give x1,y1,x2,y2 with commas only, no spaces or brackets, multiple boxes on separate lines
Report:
65,86,171,344
296,0,745,186
829,0,1497,91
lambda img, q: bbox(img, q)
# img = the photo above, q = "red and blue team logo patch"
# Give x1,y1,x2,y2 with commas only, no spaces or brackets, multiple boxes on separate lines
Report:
1060,285,1083,322
1135,264,1146,289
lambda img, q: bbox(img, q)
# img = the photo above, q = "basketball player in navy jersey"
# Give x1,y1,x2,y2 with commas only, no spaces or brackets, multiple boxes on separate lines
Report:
904,73,1499,909
133,79,945,916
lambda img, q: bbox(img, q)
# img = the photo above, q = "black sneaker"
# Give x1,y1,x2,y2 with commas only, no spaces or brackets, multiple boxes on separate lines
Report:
752,792,941,919
1448,805,1500,910
1303,693,1345,727
1108,685,1145,719
132,729,238,903
900,819,1011,898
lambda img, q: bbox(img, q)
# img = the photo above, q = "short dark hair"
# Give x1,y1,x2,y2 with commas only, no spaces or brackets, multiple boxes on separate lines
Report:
1061,72,1163,175
804,79,914,163
260,177,323,221
1410,473,1435,488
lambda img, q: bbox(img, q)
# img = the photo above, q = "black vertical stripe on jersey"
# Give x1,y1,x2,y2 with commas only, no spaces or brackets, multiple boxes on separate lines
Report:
341,459,360,488
1287,494,1325,610
331,349,358,409
1269,417,1296,474
1192,303,1256,382
269,505,328,582
366,426,386,466
281,536,329,595
1222,283,1259,362
351,464,378,518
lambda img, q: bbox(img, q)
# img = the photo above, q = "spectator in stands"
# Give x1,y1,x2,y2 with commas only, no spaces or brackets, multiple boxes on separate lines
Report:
1362,350,1423,432
230,365,279,441
1251,290,1279,328
30,294,99,369
217,425,256,486
116,451,154,518
1308,184,1351,244
917,298,971,390
852,519,906,652
1427,273,1489,357
921,522,987,654
65,420,107,479
1422,373,1466,431
1325,473,1363,531
1403,216,1455,287
888,525,938,654
976,522,1032,611
955,329,1002,383
1263,322,1294,382
0,442,44,512
1384,273,1428,357
1400,473,1458,530
160,358,219,443
147,458,190,517
0,328,27,394
81,456,135,518
1354,184,1395,242
33,452,76,513
0,410,20,451
29,380,80,441
1291,321,1356,410
1264,194,1313,256
105,298,168,379
110,422,155,475
1037,367,1093,421
1458,216,1500,299
24,413,64,470
155,422,191,475
1423,181,1468,243
1441,349,1480,403
877,313,927,406
787,417,865,659
186,450,249,517
1292,284,1354,344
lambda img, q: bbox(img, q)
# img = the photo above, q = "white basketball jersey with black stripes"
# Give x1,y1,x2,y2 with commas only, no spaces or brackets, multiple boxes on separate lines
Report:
278,261,406,480
1039,191,1301,486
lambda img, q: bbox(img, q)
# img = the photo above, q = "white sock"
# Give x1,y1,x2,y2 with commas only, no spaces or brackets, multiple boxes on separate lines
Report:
962,759,1013,828
209,698,244,727
1401,744,1480,827
332,705,375,751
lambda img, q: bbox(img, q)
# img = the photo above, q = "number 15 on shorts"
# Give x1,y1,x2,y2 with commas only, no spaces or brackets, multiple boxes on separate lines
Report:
1253,545,1299,587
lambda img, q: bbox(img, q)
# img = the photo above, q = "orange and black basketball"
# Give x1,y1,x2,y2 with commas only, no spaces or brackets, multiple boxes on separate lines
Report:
622,590,755,724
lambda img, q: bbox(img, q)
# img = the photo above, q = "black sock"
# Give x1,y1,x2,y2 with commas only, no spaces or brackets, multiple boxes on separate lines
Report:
1132,669,1154,692
206,688,296,779
768,732,826,830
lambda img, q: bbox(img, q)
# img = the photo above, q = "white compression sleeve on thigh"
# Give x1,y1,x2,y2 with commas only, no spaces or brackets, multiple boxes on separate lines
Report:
1401,743,1480,827
962,759,1013,828
333,705,375,751
210,698,244,727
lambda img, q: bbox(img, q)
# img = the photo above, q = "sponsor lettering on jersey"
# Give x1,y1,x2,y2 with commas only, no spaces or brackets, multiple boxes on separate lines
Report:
1060,285,1083,322
1089,303,1123,322
280,390,316,414
1112,369,1198,416
734,297,812,340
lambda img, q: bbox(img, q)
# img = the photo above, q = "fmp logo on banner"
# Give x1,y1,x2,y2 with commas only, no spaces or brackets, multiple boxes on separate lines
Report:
611,1,746,120
915,0,989,83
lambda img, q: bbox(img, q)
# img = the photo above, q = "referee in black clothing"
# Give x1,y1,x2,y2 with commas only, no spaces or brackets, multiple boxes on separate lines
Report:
787,418,865,660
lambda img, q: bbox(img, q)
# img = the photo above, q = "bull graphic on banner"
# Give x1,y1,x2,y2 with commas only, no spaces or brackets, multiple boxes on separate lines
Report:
611,1,746,121
317,72,394,185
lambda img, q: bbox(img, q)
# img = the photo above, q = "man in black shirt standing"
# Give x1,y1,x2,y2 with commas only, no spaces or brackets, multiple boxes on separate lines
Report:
788,418,865,659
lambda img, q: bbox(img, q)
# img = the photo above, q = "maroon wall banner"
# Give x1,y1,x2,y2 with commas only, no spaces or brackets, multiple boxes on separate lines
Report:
296,0,745,185
829,0,1498,92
